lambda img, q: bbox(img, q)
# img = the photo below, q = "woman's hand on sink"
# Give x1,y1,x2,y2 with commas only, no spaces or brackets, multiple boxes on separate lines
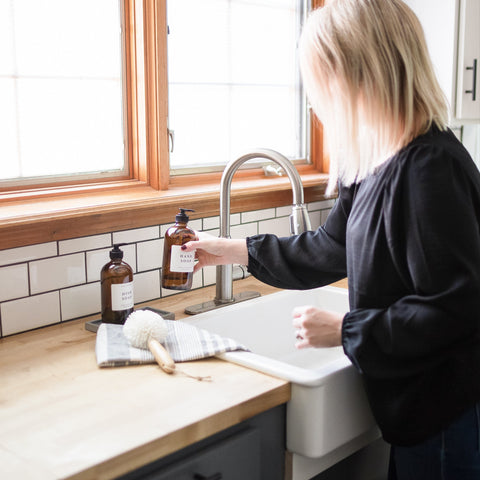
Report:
292,306,344,349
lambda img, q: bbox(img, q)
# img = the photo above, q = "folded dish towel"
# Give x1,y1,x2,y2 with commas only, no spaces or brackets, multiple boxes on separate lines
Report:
96,320,248,367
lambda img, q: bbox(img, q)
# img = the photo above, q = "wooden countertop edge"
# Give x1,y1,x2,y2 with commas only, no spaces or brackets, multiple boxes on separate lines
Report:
68,384,291,480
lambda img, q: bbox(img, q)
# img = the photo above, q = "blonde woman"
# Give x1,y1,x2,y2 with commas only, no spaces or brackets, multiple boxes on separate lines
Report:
182,0,480,477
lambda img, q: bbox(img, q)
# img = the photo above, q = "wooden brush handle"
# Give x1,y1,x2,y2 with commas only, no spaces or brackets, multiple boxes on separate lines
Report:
148,338,175,374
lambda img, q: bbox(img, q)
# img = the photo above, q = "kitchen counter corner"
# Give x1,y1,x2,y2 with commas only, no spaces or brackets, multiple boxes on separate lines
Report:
0,278,292,480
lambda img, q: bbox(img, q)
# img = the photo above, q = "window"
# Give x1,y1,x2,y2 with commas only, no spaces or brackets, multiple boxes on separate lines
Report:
0,0,327,251
0,0,125,187
167,0,309,174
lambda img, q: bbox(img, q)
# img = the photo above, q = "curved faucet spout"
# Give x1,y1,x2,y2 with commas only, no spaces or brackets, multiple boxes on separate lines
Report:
216,149,311,304
219,148,311,239
184,149,312,314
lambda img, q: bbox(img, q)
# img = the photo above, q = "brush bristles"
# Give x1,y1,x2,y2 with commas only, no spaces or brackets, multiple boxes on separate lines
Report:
123,310,168,349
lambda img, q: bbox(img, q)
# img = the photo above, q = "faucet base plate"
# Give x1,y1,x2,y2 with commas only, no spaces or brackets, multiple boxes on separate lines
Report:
184,291,261,315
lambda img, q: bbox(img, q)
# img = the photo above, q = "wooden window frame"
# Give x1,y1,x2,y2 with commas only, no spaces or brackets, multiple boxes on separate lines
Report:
0,0,328,251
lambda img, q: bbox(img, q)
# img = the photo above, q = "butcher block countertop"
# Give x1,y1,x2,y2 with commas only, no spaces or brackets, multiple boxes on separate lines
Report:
0,277,347,480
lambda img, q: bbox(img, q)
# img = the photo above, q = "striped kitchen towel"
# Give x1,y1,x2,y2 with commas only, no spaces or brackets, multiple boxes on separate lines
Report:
96,319,249,367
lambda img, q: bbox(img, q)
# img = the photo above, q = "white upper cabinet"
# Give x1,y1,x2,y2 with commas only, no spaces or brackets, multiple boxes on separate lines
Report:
456,0,480,120
405,0,480,122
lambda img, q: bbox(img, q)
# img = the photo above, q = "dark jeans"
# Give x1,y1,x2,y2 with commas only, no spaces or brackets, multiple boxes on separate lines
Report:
389,403,480,480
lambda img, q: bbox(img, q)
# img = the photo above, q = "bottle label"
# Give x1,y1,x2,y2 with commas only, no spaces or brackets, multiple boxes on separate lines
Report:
111,281,134,311
170,245,195,272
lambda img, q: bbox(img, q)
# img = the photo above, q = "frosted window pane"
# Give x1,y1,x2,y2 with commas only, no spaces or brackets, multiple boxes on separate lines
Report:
230,2,297,85
0,79,20,179
0,2,15,75
167,0,229,84
230,85,298,157
167,0,305,171
1,0,125,183
17,78,123,177
167,0,229,83
168,85,230,168
14,0,121,78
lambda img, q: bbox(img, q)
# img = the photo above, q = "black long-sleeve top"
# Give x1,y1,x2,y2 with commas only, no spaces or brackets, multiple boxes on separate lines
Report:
246,127,480,446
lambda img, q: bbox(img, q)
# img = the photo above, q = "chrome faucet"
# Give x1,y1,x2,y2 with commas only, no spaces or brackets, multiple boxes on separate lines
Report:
185,148,311,315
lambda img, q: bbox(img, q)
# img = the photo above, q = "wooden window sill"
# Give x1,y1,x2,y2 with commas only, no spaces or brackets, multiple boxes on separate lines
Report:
0,170,331,250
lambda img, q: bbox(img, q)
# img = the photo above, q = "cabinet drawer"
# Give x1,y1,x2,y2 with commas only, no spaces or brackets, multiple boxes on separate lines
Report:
141,427,261,480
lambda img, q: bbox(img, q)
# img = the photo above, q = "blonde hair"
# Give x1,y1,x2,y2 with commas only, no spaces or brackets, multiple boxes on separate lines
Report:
299,0,449,192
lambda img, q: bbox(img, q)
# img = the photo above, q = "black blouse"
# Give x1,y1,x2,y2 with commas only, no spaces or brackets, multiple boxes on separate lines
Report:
247,127,480,446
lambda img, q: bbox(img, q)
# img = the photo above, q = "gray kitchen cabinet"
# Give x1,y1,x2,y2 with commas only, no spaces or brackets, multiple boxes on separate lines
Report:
117,404,286,480
405,0,480,121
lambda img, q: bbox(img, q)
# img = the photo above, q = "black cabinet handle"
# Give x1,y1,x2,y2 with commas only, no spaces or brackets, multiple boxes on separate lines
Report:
465,58,477,101
193,473,222,480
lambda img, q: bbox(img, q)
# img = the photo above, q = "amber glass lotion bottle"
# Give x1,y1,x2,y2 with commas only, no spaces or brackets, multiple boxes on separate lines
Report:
101,243,134,324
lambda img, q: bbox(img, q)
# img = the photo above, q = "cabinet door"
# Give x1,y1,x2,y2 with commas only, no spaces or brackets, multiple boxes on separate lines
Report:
403,0,458,114
141,428,261,480
456,0,480,120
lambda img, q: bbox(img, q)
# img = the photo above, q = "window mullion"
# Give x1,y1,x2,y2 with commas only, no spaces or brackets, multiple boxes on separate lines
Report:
142,0,169,190
122,0,140,182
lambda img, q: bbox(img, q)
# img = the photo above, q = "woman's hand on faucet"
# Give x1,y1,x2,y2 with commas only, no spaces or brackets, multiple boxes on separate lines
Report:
181,231,249,273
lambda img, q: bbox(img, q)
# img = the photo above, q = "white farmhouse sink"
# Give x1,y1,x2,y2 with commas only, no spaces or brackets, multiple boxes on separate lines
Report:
183,285,380,477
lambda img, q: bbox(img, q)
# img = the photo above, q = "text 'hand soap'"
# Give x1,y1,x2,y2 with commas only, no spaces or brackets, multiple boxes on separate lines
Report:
162,208,196,290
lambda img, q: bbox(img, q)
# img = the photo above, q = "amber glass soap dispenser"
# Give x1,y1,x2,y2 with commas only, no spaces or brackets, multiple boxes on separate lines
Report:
162,208,196,290
101,243,134,324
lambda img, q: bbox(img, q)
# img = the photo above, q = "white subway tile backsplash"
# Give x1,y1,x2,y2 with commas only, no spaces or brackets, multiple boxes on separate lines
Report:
308,199,336,211
59,234,111,255
276,205,293,217
0,264,29,302
0,242,57,267
86,244,136,283
203,214,241,231
113,226,159,245
137,239,164,272
241,208,275,223
202,229,220,238
160,223,170,237
189,219,203,231
231,222,258,239
307,201,322,211
30,253,86,295
321,209,331,225
199,264,249,289
134,270,161,304
60,282,101,321
160,286,180,298
121,244,137,272
0,201,329,336
203,216,219,230
203,265,217,286
1,292,60,336
308,211,322,230
192,270,203,289
86,248,111,283
258,217,291,237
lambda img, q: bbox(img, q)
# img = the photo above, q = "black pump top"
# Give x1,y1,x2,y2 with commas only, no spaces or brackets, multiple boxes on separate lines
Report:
176,208,195,223
110,243,127,260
